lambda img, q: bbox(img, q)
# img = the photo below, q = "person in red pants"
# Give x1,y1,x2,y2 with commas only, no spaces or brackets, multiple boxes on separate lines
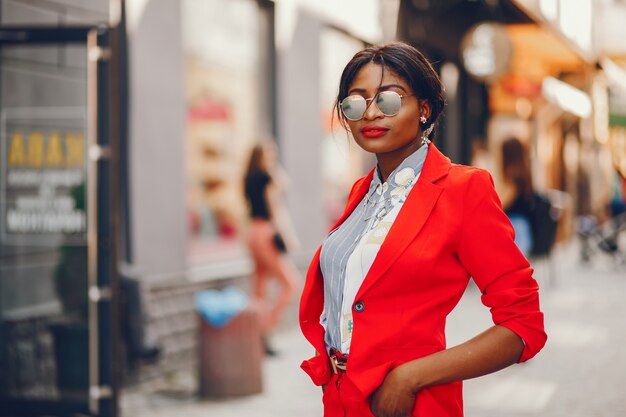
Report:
244,141,299,355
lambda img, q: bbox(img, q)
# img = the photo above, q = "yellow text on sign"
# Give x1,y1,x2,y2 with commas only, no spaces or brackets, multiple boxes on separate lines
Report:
7,131,85,168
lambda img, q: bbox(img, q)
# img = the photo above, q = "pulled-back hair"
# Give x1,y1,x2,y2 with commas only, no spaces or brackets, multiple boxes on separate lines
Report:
334,42,445,138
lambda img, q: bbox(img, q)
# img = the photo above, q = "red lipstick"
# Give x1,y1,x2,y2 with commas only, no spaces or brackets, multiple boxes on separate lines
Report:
361,125,389,138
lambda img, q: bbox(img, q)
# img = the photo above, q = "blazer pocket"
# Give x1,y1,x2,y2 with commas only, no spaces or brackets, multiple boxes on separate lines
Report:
418,382,463,416
378,345,441,368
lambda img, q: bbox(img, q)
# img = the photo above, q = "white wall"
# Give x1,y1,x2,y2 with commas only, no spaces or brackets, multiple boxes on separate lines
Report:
278,10,326,258
126,0,187,281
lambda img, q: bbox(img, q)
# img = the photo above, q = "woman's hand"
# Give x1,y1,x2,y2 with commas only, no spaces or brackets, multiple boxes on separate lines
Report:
370,363,417,417
370,326,524,417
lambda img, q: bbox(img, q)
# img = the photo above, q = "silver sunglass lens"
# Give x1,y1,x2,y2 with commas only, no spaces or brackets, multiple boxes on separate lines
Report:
341,95,367,121
376,91,402,116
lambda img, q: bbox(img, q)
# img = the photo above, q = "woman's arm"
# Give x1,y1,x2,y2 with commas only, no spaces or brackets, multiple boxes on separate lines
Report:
370,325,523,417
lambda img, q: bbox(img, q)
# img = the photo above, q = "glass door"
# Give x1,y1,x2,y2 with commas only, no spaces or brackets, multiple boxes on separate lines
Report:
0,27,115,417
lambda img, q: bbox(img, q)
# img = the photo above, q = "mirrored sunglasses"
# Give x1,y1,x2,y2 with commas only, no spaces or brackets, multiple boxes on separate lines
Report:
340,91,414,121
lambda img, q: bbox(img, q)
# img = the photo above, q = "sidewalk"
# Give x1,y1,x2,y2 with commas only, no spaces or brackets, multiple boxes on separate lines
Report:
121,326,322,417
121,242,626,417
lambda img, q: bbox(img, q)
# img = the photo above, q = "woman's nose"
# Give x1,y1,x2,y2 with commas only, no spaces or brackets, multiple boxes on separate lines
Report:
363,98,383,120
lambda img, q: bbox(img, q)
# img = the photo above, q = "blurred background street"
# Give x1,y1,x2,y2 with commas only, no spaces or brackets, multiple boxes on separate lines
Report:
1,0,626,416
119,242,626,417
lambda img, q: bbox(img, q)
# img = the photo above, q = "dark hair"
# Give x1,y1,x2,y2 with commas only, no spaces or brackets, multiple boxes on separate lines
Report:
501,137,533,198
245,144,265,179
243,143,266,202
334,42,445,138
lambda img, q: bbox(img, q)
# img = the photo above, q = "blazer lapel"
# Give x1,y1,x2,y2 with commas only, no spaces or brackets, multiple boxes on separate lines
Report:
355,145,451,299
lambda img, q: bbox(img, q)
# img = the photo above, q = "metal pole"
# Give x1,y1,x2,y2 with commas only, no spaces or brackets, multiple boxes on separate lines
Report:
86,28,100,416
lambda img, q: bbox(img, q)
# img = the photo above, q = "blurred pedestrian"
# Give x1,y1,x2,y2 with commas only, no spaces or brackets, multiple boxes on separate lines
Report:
499,137,559,257
299,42,546,417
499,137,535,255
243,140,299,356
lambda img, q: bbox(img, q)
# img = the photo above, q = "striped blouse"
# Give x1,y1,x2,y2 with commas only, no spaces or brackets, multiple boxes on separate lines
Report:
320,145,429,353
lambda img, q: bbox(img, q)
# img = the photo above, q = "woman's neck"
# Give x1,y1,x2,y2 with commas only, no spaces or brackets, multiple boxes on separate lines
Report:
375,140,423,182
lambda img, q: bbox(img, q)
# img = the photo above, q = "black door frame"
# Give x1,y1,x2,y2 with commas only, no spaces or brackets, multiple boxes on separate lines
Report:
0,26,119,417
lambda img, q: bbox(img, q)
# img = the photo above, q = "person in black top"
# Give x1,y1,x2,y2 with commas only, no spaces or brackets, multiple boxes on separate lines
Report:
243,141,299,355
246,168,272,219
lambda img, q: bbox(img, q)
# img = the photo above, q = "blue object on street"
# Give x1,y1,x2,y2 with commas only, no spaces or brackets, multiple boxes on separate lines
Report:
508,214,533,256
195,286,249,327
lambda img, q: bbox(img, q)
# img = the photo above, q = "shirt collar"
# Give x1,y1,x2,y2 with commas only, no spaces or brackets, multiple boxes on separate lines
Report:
371,144,430,191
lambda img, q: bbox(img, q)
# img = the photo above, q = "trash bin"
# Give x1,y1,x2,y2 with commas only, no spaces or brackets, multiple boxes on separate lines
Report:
196,286,263,397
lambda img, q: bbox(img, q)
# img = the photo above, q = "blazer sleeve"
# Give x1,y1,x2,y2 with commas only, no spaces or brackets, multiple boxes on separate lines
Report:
456,168,547,362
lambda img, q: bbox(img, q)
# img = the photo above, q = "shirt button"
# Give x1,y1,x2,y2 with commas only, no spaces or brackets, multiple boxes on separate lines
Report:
353,301,365,313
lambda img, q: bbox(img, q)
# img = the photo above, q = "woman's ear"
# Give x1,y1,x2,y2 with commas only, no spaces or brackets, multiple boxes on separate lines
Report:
419,100,432,121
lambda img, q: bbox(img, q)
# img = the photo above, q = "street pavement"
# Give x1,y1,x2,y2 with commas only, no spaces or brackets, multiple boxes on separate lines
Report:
121,241,626,417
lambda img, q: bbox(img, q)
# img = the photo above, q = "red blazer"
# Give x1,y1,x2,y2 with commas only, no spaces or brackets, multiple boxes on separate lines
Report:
299,145,547,416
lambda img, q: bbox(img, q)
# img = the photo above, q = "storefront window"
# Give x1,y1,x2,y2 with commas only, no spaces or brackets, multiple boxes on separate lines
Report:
0,40,90,406
319,28,368,227
182,0,263,263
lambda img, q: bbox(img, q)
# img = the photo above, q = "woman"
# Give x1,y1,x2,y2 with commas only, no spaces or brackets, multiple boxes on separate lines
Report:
244,141,299,355
299,42,546,417
499,137,535,256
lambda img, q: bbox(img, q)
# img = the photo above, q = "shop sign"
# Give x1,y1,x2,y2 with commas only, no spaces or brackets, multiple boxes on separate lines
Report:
1,108,86,245
460,22,513,83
